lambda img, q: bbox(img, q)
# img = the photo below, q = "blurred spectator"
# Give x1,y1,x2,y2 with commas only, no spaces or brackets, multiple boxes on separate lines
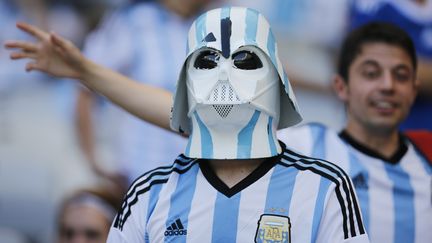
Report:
56,186,123,243
76,0,218,184
0,0,113,242
348,0,432,130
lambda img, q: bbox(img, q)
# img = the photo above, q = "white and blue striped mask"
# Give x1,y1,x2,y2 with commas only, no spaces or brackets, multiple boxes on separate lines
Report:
170,7,303,159
171,7,302,135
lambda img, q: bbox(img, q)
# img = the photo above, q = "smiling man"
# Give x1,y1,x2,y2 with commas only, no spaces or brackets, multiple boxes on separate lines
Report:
281,23,431,243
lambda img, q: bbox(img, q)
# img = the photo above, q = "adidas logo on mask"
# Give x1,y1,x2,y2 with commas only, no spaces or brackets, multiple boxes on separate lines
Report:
164,218,187,236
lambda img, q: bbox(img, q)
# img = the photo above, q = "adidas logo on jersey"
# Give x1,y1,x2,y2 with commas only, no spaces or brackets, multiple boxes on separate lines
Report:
352,173,368,190
164,218,187,236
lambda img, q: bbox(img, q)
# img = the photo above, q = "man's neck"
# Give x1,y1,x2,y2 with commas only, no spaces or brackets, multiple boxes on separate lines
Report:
208,158,265,188
344,123,400,158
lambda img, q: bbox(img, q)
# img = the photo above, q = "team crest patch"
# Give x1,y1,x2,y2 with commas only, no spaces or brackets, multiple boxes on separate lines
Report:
255,214,291,243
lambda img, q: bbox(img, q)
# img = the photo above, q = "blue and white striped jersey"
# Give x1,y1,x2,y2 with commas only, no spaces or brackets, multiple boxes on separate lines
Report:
279,123,432,243
107,143,368,243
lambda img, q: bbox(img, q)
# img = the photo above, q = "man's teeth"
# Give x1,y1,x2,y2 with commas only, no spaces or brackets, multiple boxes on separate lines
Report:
375,101,393,108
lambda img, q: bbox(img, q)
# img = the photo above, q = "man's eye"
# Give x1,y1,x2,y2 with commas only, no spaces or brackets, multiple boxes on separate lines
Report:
393,69,413,83
232,51,263,70
194,50,219,69
362,69,380,79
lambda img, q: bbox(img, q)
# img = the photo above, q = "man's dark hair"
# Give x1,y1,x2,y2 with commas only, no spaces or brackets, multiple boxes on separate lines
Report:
338,22,417,82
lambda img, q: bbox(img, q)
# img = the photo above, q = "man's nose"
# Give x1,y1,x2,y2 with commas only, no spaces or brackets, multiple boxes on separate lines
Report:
380,71,395,91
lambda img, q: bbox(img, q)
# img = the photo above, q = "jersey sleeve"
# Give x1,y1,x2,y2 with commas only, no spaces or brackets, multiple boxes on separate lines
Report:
107,180,151,243
316,176,370,243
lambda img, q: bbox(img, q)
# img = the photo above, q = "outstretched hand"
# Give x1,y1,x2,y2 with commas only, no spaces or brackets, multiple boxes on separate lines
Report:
4,22,88,79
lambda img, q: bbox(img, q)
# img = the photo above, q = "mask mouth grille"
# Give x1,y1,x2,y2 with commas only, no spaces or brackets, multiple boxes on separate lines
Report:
209,82,240,103
213,104,234,118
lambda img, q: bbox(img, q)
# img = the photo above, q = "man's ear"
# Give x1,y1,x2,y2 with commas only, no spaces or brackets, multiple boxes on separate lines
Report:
333,74,349,102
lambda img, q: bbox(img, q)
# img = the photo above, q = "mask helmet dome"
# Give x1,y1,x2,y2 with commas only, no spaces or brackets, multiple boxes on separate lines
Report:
170,7,302,134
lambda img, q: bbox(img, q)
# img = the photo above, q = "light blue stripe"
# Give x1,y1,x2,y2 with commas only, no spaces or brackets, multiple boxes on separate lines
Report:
266,31,277,71
220,7,231,19
212,192,241,242
145,183,163,242
267,116,277,155
310,124,326,158
147,183,163,222
245,8,259,45
195,12,207,48
194,112,213,158
348,153,370,233
165,164,199,243
237,110,261,158
311,178,331,243
384,163,415,243
185,134,192,156
265,164,298,215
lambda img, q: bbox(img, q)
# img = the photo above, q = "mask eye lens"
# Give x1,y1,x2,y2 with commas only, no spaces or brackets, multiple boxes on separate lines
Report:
232,51,263,70
194,50,219,69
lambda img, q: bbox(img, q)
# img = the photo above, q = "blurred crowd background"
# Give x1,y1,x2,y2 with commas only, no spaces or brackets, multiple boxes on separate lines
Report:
0,0,431,242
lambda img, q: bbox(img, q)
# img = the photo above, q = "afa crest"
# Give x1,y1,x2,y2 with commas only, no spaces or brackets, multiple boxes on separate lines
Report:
255,214,291,243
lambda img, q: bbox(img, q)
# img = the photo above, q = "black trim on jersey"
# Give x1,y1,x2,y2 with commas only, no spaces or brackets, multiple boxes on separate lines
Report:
199,153,281,198
123,154,192,202
114,156,198,230
114,179,168,229
282,148,366,239
339,130,408,164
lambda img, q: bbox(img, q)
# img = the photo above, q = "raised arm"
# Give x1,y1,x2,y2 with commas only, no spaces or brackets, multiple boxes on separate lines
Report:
5,22,173,131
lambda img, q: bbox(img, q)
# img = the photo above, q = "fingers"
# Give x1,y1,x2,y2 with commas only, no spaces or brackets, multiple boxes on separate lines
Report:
16,22,48,40
50,32,71,51
9,51,36,60
25,61,43,72
4,40,38,53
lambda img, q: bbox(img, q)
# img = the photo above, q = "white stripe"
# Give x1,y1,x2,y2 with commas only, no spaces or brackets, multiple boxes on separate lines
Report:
128,192,149,234
211,127,237,158
251,113,271,157
147,172,180,242
399,144,432,243
229,7,247,51
189,114,202,157
205,8,222,51
255,15,269,52
356,151,394,243
186,170,217,242
283,152,361,237
122,162,192,225
188,22,197,54
236,167,273,241
289,170,321,243
325,130,350,171
278,126,314,156
274,45,284,79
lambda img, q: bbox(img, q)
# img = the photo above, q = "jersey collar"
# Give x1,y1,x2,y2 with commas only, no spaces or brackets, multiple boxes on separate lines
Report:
338,130,408,164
